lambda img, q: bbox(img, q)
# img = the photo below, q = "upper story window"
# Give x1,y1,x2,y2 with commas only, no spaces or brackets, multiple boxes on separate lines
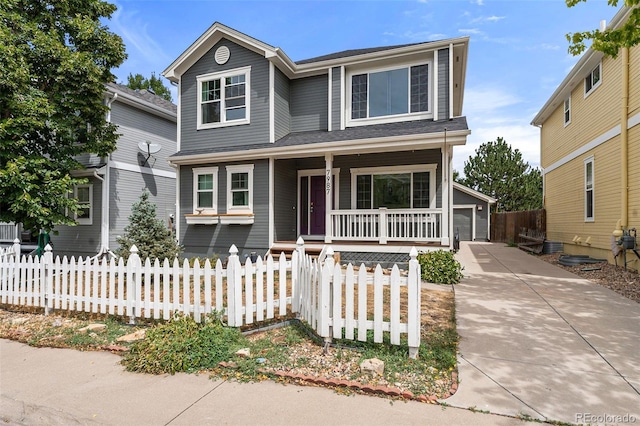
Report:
192,167,219,214
74,184,93,225
564,97,571,126
584,63,601,97
197,66,251,129
348,63,431,125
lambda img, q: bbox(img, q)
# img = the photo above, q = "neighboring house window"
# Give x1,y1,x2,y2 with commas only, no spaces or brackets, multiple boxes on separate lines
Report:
197,66,250,129
74,184,93,225
192,167,218,214
349,63,430,122
564,97,571,126
584,63,601,97
352,165,436,209
585,157,594,221
226,164,254,213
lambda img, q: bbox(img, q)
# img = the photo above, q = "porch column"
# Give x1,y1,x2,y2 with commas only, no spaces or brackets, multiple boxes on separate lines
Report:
441,145,451,246
325,153,333,243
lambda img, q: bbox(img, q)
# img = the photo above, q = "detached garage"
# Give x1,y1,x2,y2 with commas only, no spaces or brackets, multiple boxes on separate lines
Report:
453,182,496,241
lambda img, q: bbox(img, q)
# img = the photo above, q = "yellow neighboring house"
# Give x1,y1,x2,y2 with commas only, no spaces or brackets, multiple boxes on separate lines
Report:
532,5,640,269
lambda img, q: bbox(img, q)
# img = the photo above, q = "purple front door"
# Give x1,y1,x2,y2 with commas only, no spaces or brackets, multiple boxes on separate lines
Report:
310,176,326,235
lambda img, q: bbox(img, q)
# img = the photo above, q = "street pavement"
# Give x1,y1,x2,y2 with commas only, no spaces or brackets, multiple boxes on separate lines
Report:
1,242,639,425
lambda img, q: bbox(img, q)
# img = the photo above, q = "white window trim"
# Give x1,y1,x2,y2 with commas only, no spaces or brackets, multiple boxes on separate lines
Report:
192,166,218,214
74,184,93,225
226,164,254,213
584,156,594,222
196,66,251,130
584,62,601,98
349,164,437,209
563,97,571,127
345,61,433,127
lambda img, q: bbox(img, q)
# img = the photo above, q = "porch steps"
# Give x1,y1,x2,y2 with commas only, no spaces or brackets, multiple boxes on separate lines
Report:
267,244,324,261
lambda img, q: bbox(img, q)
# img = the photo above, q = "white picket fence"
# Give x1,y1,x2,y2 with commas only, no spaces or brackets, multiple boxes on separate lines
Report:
0,238,422,357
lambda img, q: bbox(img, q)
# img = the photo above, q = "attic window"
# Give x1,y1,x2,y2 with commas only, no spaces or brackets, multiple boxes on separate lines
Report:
197,66,250,129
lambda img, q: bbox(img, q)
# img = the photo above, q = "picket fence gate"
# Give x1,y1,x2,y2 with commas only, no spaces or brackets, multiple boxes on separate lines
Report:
0,238,421,357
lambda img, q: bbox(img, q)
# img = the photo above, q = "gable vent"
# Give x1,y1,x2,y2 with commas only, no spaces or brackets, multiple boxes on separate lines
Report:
215,46,230,65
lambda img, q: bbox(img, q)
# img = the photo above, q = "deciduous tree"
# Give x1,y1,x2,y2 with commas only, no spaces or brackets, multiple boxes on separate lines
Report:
126,73,173,102
0,0,126,233
566,0,640,57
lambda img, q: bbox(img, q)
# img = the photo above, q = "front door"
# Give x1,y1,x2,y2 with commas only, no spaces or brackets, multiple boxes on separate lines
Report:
309,175,326,235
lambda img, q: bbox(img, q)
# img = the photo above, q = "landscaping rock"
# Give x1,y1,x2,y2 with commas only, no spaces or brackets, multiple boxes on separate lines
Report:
78,324,107,333
360,358,384,376
117,329,146,343
235,348,251,358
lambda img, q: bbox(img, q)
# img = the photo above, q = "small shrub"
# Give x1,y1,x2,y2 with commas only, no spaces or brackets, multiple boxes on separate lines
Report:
187,254,220,268
122,312,247,374
417,250,464,284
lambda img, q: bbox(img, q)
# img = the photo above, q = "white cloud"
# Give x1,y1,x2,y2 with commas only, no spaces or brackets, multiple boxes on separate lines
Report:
459,28,484,36
111,4,171,67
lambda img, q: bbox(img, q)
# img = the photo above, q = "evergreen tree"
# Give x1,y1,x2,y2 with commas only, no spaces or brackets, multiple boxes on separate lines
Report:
461,137,543,212
115,190,182,260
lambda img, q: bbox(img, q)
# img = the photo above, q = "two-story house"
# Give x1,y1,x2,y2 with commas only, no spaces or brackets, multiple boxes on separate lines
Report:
0,83,178,258
163,23,470,263
532,5,640,268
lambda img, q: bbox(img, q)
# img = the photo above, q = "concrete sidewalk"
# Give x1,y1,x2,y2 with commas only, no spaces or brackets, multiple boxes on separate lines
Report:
447,242,640,425
0,340,522,426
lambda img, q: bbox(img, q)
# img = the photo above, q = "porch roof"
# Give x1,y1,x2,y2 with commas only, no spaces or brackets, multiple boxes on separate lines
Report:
170,117,469,165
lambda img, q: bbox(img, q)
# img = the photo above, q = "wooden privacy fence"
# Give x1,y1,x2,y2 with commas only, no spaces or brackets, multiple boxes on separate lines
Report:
491,209,546,243
0,238,421,358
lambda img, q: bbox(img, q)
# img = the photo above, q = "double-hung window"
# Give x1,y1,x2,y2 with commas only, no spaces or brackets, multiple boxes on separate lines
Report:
197,66,250,129
74,184,93,225
352,166,436,209
350,63,430,123
585,157,594,221
584,63,601,97
226,164,253,213
564,97,571,126
192,167,218,214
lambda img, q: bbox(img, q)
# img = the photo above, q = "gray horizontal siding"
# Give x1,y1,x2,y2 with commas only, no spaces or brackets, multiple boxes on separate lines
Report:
109,169,176,252
290,75,328,133
331,67,342,131
181,39,271,150
52,177,103,258
437,48,450,120
274,67,291,141
179,159,271,258
273,159,297,242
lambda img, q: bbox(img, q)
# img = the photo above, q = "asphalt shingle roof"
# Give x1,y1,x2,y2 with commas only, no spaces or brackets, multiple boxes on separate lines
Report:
171,117,468,158
107,82,177,114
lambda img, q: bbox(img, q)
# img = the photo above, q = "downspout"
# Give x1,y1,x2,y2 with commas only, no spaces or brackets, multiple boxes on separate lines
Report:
101,92,118,254
615,46,630,238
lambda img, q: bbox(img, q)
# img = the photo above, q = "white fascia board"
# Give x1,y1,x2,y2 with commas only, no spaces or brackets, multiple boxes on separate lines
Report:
531,6,631,126
453,182,497,203
169,129,470,165
106,85,177,122
163,22,279,81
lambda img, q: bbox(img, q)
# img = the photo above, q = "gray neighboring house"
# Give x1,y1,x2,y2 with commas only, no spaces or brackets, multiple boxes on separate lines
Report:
453,182,496,241
163,23,471,262
0,83,177,257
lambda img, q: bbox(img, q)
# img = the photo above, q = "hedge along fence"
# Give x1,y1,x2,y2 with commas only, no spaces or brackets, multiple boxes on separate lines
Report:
0,238,422,358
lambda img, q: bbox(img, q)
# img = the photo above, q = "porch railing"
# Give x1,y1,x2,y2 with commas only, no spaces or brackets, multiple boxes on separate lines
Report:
329,208,442,243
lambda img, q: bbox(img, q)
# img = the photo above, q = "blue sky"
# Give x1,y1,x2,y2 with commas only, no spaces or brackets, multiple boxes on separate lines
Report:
108,0,618,173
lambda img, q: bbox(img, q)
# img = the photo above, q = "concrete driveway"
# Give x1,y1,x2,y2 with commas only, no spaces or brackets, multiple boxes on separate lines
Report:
446,242,640,425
